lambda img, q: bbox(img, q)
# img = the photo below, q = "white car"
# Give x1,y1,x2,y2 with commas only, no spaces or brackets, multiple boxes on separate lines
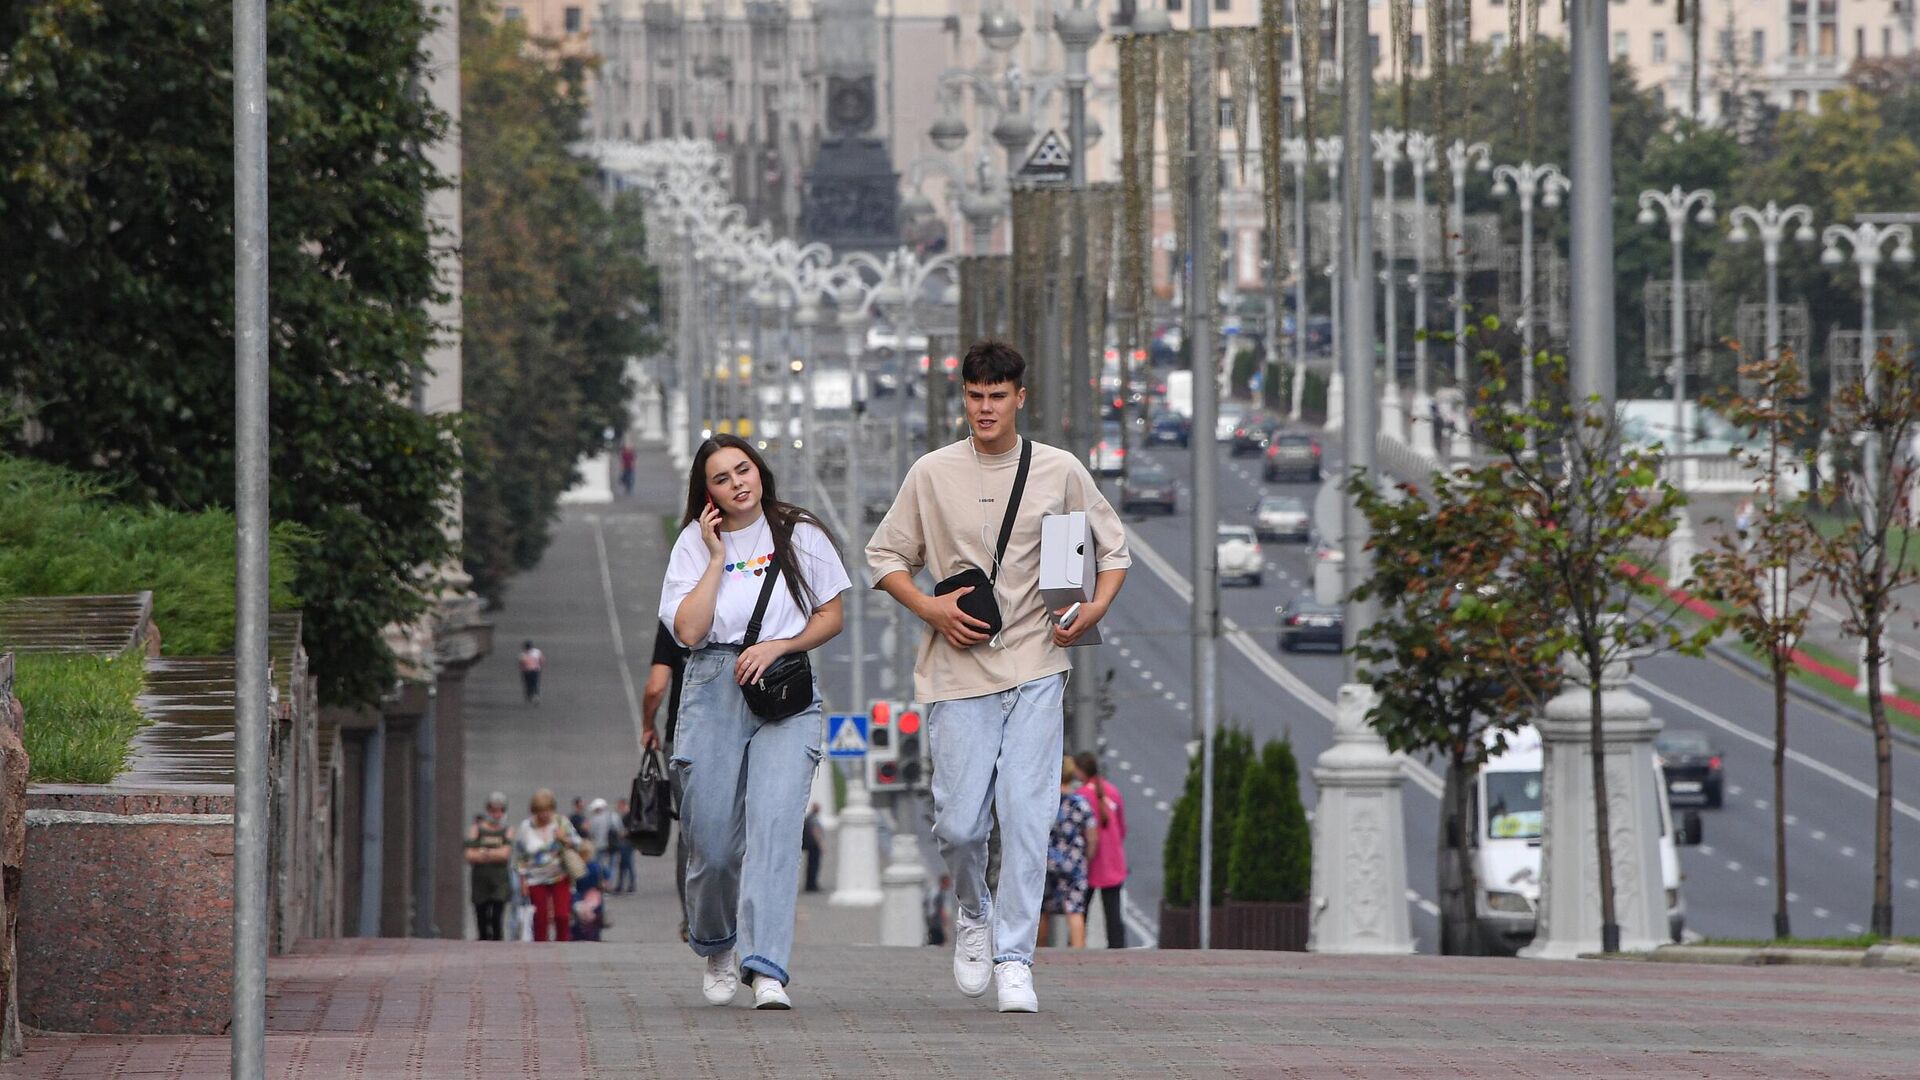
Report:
1216,525,1263,587
1215,404,1250,443
1088,422,1126,476
1256,495,1311,541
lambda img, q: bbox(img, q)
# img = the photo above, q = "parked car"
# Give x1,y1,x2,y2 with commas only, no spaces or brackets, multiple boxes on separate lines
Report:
1216,403,1250,443
1277,597,1343,652
1216,524,1263,587
1263,431,1323,482
1655,730,1724,808
1231,413,1285,458
1149,410,1192,447
1256,495,1311,541
1121,462,1178,515
1088,421,1127,476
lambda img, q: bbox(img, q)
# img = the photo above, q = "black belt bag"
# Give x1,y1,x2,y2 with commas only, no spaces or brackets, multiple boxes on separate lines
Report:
739,559,814,722
932,437,1031,645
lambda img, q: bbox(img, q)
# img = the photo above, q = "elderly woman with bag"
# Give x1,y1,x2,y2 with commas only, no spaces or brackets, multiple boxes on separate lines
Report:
512,788,589,942
659,434,849,1010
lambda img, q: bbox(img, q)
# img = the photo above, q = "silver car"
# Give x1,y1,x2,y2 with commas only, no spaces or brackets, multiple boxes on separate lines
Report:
1216,524,1264,587
1256,495,1310,541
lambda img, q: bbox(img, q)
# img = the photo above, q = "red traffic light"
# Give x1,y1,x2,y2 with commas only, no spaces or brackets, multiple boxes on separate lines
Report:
871,701,891,727
898,710,921,735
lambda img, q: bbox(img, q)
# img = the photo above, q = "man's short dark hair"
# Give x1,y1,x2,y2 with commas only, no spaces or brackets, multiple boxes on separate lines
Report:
960,339,1026,388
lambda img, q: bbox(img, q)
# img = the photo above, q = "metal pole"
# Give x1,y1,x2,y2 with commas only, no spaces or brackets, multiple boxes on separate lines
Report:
725,277,740,433
1378,132,1402,439
1670,217,1687,467
1409,139,1431,453
1291,143,1309,421
411,686,437,937
1342,0,1378,667
781,296,796,450
1861,267,1878,525
1569,0,1616,409
751,292,766,441
1451,150,1467,399
800,316,817,472
232,0,271,1056
1764,241,1780,365
1520,193,1535,402
1189,0,1220,952
1065,10,1100,756
685,244,706,445
844,316,867,712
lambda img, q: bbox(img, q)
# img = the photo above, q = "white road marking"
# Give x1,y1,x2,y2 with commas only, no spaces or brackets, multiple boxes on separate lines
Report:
1785,814,1798,826
1698,844,1716,856
1813,907,1831,919
1137,668,1153,680
1155,800,1171,812
1129,657,1143,669
1405,890,1442,917
1152,681,1165,691
1175,701,1189,711
1754,876,1769,888
1727,861,1743,872
1786,892,1799,903
1753,798,1769,810
1120,648,1134,659
1847,922,1865,934
1120,761,1133,772
1130,774,1145,785
1840,846,1856,858
1632,678,1920,826
1811,830,1827,841
1728,785,1744,797
1164,691,1178,701
589,515,648,756
1908,879,1920,891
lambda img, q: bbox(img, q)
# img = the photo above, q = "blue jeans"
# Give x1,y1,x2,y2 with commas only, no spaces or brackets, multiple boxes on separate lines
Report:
927,672,1066,967
671,645,823,986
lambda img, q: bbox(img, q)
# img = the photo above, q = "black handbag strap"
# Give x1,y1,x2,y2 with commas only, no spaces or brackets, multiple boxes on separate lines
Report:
743,561,782,647
989,438,1033,584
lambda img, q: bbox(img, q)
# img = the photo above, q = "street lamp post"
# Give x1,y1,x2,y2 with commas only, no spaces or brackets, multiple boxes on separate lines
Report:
1445,139,1491,459
1636,185,1716,580
1726,202,1816,370
1404,131,1438,456
1821,221,1916,527
1283,137,1311,421
1315,137,1344,430
1490,160,1568,418
1373,128,1407,440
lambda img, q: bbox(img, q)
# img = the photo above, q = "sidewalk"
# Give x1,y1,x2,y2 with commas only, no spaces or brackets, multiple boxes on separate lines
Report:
13,942,1918,1076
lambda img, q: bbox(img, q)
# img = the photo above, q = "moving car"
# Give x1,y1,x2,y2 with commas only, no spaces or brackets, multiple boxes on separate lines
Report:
1263,431,1323,482
1655,730,1724,808
1215,403,1250,444
1120,462,1178,515
1149,409,1192,447
1458,726,1698,955
1256,495,1311,541
1088,421,1127,477
1231,413,1285,458
1216,525,1263,587
1277,597,1343,652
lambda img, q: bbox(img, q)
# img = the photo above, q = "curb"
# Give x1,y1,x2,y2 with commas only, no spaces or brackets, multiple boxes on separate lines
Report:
1640,943,1920,969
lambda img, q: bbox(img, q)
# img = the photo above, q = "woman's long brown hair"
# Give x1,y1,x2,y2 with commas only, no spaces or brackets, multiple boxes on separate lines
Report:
682,434,840,615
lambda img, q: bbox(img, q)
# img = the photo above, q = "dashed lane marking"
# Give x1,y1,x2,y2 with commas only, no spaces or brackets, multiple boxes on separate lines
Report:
1152,681,1165,691
1813,907,1830,919
1155,800,1171,812
1131,774,1145,784
1847,922,1866,934
1727,861,1743,872
1164,691,1178,701
1754,876,1769,888
1142,787,1155,798
1840,846,1856,858
1698,844,1716,856
1811,830,1827,841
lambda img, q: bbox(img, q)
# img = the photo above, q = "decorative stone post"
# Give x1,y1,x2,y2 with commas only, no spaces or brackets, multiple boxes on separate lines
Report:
1308,684,1413,954
1521,653,1669,959
878,796,927,945
829,772,884,908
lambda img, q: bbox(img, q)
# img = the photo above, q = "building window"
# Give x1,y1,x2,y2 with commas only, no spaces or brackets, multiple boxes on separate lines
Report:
1718,29,1733,61
1651,86,1665,110
1817,0,1838,57
1792,90,1809,110
1167,0,1181,11
1753,30,1765,64
503,5,522,19
1370,34,1381,67
1219,96,1233,130
1409,33,1425,67
564,5,582,31
1651,31,1666,63
1887,27,1895,55
1489,32,1506,55
1857,26,1866,57
1613,31,1628,60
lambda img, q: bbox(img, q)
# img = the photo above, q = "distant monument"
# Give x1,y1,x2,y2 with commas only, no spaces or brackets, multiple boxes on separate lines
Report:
802,0,899,253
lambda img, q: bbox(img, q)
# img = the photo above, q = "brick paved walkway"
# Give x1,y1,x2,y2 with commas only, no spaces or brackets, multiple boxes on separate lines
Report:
13,941,1920,1077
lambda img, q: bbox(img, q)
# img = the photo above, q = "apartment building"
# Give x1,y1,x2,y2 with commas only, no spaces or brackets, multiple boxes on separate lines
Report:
503,0,598,56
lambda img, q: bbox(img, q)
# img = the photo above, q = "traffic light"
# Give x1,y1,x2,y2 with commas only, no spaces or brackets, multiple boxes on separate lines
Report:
866,700,903,790
897,706,925,788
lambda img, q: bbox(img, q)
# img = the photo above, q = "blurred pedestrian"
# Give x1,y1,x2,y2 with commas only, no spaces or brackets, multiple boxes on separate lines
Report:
571,859,608,941
613,797,637,893
519,640,545,704
569,796,587,837
802,803,826,893
620,444,638,497
586,797,616,878
1038,756,1098,949
1074,751,1129,949
660,434,849,1009
465,792,513,941
643,620,690,935
514,788,586,942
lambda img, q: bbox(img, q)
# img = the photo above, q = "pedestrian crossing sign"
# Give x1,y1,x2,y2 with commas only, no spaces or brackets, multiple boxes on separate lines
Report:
827,713,868,758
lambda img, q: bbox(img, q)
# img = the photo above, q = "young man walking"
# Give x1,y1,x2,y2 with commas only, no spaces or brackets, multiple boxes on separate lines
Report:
867,340,1129,1012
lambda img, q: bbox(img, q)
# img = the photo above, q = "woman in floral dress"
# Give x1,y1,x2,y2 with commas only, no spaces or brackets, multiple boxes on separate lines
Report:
1040,756,1100,948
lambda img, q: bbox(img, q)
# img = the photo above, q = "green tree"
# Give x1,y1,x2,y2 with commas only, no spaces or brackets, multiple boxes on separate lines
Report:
1692,350,1820,941
1225,738,1311,903
1162,726,1253,908
460,0,660,602
2,0,461,705
1347,433,1559,954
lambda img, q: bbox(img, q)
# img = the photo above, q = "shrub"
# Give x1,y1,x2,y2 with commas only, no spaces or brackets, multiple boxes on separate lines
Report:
1227,738,1312,903
1161,727,1255,908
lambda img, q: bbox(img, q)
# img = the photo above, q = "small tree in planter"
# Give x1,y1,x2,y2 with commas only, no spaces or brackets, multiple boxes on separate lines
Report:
1224,738,1313,949
1160,727,1254,945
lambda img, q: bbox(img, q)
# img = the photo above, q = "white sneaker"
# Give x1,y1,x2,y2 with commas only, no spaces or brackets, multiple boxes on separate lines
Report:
994,961,1037,1013
952,907,993,997
701,949,739,1006
752,975,792,1010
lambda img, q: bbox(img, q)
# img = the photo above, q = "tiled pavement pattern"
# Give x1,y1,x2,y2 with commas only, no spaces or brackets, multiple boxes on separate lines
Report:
13,941,1920,1078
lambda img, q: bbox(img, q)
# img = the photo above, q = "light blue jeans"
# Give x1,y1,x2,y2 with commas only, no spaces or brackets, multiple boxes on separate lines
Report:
671,645,823,986
927,672,1066,967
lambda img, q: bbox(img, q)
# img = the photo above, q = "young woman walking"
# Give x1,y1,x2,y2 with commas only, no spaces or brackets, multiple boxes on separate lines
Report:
659,434,849,1009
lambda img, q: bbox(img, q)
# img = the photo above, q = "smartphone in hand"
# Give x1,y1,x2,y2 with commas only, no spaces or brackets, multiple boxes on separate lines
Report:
1055,602,1082,629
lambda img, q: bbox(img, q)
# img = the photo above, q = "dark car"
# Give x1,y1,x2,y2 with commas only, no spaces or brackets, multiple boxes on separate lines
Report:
1231,413,1284,458
1278,598,1343,652
1655,730,1724,808
1263,431,1323,482
1120,462,1178,515
1149,410,1192,448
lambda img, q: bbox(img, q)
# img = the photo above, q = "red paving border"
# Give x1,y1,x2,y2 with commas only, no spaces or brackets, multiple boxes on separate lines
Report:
11,940,1920,1078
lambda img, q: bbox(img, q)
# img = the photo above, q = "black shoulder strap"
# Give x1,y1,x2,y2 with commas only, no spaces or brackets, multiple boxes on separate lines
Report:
743,562,782,647
990,438,1033,584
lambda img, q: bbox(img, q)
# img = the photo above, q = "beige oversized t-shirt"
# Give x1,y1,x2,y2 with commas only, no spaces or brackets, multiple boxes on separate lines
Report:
865,436,1131,704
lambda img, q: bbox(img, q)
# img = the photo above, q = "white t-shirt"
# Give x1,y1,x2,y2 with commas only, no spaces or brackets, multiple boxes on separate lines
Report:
659,517,852,648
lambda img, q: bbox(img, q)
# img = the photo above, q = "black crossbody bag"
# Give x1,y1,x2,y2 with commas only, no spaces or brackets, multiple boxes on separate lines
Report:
739,561,815,722
932,437,1032,644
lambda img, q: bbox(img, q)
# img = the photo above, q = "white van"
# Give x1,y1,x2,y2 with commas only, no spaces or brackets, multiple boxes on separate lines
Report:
1468,725,1697,954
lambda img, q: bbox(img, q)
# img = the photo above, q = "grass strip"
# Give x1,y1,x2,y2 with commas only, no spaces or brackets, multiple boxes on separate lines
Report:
1698,934,1920,949
16,650,148,784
